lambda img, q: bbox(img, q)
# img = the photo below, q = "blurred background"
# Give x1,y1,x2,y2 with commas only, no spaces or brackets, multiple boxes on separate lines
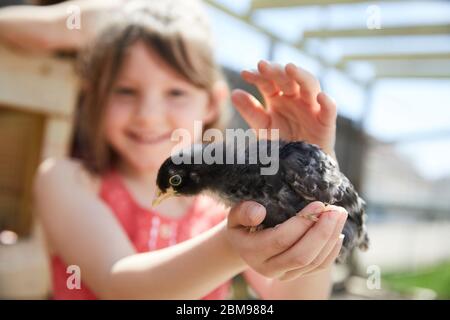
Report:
0,0,449,299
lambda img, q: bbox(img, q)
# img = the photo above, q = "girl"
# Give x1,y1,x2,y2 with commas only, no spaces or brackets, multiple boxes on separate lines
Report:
34,0,347,299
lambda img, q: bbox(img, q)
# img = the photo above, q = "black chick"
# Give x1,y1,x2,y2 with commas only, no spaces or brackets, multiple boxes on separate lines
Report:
154,140,369,260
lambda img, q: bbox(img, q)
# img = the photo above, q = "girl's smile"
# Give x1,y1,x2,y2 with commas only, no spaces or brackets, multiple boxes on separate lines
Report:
125,129,173,146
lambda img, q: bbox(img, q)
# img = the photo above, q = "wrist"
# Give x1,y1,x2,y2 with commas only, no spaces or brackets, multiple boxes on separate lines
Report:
218,222,248,272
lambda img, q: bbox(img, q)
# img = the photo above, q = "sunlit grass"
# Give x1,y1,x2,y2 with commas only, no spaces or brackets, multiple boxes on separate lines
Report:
382,260,450,299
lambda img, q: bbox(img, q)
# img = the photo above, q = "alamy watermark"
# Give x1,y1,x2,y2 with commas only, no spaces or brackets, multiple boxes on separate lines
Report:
366,265,381,290
66,265,81,290
66,5,81,30
366,5,381,30
170,121,280,175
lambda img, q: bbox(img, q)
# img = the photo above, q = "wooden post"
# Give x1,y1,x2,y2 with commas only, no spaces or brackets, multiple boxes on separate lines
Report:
0,44,78,299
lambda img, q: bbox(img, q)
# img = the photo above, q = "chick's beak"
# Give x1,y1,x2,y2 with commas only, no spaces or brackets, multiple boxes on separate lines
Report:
152,187,177,207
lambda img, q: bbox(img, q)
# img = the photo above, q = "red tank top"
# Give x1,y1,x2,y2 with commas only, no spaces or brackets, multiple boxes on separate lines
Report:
50,171,231,299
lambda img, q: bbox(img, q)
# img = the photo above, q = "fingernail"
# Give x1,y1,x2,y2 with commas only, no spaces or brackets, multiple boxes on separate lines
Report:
249,203,264,219
339,234,345,240
328,95,337,105
325,205,347,218
259,60,269,69
340,211,348,222
286,62,296,69
314,206,325,215
234,93,245,104
308,202,325,214
326,210,339,222
297,203,323,218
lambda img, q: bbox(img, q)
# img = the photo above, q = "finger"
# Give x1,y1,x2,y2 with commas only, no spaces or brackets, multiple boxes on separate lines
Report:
309,234,345,275
255,201,327,259
301,209,348,273
279,234,344,281
227,201,266,229
258,61,299,98
231,89,271,130
241,69,280,100
285,63,321,105
317,92,337,127
302,233,345,277
266,208,346,272
289,209,347,276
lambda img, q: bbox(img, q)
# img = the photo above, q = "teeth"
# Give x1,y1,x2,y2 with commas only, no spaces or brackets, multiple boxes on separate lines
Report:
129,131,169,144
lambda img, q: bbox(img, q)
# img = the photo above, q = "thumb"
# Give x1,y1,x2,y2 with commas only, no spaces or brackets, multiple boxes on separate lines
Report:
227,201,266,229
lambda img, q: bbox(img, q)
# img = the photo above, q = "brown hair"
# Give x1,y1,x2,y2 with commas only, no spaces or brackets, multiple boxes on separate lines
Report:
72,0,228,175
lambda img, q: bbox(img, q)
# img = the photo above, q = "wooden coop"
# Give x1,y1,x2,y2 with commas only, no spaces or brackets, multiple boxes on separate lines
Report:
0,44,78,298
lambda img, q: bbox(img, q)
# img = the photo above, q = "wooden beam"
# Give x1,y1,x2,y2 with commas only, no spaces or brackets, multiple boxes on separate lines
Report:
0,45,79,117
375,73,450,79
336,52,450,68
343,52,450,62
303,24,450,38
204,0,366,86
370,59,450,78
251,0,414,9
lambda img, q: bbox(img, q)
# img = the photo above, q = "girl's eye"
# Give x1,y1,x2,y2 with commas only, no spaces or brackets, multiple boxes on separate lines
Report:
114,86,138,96
168,89,187,98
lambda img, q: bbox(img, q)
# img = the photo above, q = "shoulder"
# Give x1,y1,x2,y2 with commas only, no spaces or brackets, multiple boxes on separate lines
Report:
34,157,101,196
33,158,103,254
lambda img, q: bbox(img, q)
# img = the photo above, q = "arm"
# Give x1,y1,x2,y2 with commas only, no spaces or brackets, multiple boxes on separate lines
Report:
34,158,246,299
0,5,61,51
243,267,333,300
0,0,124,52
231,62,342,298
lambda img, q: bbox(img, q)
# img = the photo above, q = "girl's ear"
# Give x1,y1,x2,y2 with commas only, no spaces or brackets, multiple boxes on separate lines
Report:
202,80,229,125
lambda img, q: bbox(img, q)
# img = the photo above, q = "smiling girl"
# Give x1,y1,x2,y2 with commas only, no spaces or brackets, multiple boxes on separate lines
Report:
34,0,347,299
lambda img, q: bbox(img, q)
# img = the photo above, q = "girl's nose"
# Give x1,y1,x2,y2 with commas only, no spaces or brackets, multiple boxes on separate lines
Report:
135,93,163,121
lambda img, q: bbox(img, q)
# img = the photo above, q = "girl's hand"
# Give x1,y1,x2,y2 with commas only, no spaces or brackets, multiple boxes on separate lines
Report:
226,201,347,281
231,61,337,156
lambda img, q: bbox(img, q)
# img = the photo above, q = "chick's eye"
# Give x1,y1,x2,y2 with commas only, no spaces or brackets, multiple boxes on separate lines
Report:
169,174,182,186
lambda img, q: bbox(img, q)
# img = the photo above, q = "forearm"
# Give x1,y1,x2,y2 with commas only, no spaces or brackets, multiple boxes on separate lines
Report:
268,268,333,299
0,0,124,51
245,267,333,300
107,220,247,299
0,5,58,50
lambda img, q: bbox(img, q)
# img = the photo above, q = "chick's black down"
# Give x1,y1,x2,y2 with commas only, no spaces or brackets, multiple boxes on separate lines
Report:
206,140,369,259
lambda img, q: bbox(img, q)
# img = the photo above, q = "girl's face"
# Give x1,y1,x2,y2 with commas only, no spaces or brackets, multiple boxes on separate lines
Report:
104,41,218,173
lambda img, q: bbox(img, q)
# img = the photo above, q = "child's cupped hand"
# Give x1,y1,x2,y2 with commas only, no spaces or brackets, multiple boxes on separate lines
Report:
226,201,347,281
231,61,337,156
